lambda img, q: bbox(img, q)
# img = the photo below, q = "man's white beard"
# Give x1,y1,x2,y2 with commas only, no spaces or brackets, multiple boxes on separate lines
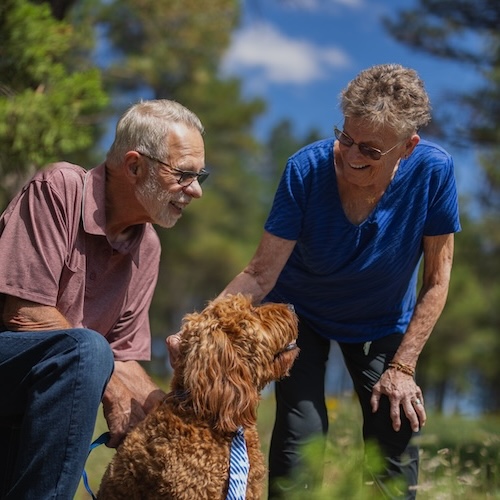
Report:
136,170,179,228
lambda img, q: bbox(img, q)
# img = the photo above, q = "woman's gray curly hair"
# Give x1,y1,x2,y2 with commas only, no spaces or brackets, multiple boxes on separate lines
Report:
340,64,431,138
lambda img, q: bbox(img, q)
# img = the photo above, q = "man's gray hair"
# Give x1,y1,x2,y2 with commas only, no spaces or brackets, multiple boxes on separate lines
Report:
106,99,204,164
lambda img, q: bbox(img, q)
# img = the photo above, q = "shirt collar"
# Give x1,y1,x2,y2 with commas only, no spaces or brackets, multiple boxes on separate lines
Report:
82,163,106,237
82,163,145,258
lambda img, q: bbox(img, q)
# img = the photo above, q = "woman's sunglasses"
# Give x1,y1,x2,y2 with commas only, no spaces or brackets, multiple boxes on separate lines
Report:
334,127,404,161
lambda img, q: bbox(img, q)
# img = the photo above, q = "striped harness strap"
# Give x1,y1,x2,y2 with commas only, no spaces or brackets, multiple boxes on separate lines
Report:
226,426,249,499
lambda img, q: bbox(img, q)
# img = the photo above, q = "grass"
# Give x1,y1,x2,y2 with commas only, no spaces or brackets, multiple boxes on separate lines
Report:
76,388,500,499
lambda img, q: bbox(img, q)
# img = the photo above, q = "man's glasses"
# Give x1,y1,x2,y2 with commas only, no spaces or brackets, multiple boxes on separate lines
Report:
334,127,404,161
136,151,209,187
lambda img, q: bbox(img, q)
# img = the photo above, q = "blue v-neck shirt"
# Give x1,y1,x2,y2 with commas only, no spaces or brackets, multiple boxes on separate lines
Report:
265,138,461,342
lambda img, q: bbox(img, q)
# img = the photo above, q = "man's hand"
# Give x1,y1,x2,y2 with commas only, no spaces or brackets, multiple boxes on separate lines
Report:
370,368,426,433
102,360,166,448
101,375,146,448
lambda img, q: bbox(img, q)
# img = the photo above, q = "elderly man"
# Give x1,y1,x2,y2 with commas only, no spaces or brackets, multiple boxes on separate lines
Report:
0,99,208,499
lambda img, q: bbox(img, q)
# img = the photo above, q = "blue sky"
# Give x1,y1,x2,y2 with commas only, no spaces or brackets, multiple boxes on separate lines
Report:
222,0,481,137
220,0,484,197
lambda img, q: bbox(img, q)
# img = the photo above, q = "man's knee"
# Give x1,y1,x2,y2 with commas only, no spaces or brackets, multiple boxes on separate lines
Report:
61,328,114,383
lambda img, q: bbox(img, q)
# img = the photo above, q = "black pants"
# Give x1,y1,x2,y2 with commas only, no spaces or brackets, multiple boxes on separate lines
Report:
268,319,419,499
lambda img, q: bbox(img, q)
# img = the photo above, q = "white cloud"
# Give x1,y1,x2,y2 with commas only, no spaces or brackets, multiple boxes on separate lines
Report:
221,21,351,86
276,0,364,12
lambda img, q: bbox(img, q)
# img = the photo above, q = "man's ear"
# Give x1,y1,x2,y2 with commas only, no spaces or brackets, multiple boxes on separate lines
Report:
123,151,143,183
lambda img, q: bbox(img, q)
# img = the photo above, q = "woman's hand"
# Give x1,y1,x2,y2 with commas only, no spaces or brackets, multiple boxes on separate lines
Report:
370,368,426,432
166,333,182,369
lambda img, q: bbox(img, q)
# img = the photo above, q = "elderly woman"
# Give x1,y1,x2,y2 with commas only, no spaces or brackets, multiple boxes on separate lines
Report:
218,64,460,498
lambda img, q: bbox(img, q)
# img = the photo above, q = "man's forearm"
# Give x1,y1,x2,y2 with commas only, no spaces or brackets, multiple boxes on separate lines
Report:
2,295,72,331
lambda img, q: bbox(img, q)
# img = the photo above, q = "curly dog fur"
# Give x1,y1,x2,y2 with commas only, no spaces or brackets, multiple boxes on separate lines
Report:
97,294,299,499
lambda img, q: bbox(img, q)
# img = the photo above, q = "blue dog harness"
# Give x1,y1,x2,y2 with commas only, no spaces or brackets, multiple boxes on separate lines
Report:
227,426,250,499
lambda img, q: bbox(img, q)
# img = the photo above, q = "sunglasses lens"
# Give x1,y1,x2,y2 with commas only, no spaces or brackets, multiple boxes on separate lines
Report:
179,171,209,186
359,145,381,161
198,172,209,185
178,175,192,186
335,128,384,160
335,129,353,147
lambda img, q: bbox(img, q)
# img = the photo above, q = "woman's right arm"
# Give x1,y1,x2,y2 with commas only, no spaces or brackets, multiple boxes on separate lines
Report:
219,231,296,303
167,231,296,367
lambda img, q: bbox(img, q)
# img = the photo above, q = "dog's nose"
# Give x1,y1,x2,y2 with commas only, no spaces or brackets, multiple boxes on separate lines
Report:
287,304,295,313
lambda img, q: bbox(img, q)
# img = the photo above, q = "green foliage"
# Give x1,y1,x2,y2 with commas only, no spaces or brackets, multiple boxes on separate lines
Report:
383,0,499,68
0,0,108,208
261,119,324,189
77,393,500,499
286,399,500,499
418,414,500,497
98,0,241,96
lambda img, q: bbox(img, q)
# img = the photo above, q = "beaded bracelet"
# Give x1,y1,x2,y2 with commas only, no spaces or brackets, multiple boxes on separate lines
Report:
387,361,415,377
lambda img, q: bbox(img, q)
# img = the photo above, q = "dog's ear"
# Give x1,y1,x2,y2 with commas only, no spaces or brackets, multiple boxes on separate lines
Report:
181,309,259,433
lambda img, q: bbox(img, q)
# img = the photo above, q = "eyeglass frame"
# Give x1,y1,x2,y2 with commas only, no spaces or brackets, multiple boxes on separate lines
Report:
135,151,209,187
333,127,405,161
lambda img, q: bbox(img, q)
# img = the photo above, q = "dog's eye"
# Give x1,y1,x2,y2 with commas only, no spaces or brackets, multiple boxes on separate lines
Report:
274,342,297,359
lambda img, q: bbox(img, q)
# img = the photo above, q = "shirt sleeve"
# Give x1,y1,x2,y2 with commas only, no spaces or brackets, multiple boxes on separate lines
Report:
423,151,461,236
0,166,83,305
264,158,308,241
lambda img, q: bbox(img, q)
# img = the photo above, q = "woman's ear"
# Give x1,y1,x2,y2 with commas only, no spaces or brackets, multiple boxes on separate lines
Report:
404,133,420,159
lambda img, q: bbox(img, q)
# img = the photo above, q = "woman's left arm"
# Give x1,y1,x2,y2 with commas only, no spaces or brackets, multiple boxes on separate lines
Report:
371,233,454,432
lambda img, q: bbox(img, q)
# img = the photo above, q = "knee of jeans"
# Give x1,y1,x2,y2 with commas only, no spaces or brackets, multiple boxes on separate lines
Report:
68,328,114,376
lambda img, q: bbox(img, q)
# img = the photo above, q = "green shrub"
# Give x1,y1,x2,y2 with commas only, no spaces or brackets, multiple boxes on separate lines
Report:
77,392,500,499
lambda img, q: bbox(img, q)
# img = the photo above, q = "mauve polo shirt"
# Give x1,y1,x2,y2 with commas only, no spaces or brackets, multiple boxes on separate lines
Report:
0,162,161,360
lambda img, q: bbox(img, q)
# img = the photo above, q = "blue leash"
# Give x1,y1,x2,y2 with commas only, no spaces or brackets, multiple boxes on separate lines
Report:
83,432,110,499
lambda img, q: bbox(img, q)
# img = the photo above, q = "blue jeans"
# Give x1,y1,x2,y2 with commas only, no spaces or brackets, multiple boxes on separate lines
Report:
268,319,419,499
0,329,114,499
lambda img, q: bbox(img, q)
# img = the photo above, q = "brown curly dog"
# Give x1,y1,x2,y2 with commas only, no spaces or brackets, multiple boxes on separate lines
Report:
97,293,299,500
